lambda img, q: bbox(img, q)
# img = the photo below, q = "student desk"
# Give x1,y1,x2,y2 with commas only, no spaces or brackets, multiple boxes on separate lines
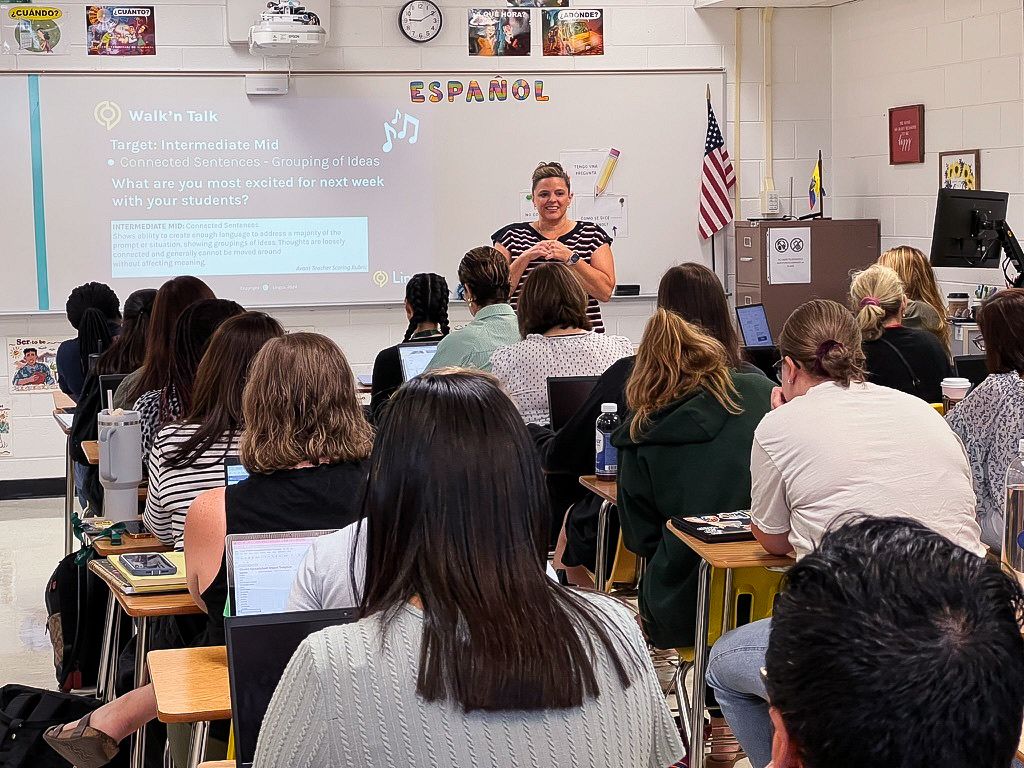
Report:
667,521,794,768
149,646,231,768
89,531,170,558
198,763,233,768
82,439,100,465
578,475,618,591
87,557,202,768
53,395,77,555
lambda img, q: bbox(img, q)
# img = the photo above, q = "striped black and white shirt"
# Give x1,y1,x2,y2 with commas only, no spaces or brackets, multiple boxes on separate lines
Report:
144,422,239,549
492,221,613,333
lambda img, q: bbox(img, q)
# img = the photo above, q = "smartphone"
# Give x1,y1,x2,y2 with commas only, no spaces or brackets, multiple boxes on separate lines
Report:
118,553,177,577
121,520,149,538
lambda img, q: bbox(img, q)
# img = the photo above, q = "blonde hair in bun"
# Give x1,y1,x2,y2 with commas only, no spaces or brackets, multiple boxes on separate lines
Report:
849,264,905,342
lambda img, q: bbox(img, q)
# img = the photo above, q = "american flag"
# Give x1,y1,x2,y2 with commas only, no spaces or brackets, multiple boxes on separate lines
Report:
698,97,736,239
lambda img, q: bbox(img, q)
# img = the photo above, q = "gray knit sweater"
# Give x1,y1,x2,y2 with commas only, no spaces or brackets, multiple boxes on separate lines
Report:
253,593,684,767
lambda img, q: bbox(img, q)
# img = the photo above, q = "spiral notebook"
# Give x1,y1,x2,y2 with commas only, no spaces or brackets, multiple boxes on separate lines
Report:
671,511,755,543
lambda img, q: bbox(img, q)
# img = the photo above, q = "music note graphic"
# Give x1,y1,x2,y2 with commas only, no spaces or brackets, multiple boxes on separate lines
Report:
397,114,419,144
382,121,399,153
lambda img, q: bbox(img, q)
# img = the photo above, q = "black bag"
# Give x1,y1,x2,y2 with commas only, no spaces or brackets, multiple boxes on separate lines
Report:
0,684,101,768
44,550,107,692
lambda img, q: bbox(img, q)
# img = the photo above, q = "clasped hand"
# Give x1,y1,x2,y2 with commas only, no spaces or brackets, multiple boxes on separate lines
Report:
523,240,574,263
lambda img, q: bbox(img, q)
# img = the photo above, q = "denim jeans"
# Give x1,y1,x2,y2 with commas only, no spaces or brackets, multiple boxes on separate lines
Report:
705,618,773,768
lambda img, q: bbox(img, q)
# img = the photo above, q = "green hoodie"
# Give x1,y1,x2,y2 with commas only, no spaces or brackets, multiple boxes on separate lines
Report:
611,371,773,649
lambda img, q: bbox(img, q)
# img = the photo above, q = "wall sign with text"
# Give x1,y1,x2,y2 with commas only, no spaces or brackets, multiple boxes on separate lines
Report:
888,104,925,165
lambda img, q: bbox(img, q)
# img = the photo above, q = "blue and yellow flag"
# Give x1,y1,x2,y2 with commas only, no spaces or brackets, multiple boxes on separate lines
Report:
809,150,825,211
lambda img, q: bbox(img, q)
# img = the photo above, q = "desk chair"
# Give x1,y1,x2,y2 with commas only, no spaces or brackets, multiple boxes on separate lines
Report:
672,566,785,745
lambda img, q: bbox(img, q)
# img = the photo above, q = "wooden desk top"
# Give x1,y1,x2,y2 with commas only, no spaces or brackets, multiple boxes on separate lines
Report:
579,475,617,505
82,440,99,465
87,558,202,618
667,520,795,570
149,646,231,724
198,763,234,768
90,532,171,558
52,391,75,410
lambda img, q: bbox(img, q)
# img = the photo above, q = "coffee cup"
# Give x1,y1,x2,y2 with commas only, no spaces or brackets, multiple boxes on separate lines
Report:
941,377,972,413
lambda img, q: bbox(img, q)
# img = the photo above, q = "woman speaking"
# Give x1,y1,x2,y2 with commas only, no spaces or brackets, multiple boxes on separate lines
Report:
492,162,617,332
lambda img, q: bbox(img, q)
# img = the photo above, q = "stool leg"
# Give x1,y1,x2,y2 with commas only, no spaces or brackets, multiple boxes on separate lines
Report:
675,659,694,745
594,500,612,592
687,560,713,768
64,437,75,556
187,721,210,768
96,592,117,701
721,569,734,637
130,617,150,768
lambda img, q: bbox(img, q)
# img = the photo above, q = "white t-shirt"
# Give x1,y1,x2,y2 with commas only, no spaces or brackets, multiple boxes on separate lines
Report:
490,331,633,424
751,380,984,560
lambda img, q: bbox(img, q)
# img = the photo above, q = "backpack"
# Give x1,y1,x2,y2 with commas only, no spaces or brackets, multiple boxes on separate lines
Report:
0,684,101,768
43,550,108,692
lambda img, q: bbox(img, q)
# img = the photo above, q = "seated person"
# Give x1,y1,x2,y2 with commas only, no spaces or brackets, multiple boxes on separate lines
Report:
44,332,371,768
134,298,243,459
947,288,1024,552
145,312,283,548
850,264,951,402
877,245,951,351
71,287,156,510
115,275,214,409
765,517,1024,768
705,299,984,768
425,247,519,372
491,262,632,424
254,370,684,767
57,282,121,402
614,308,772,651
370,272,449,424
534,263,764,581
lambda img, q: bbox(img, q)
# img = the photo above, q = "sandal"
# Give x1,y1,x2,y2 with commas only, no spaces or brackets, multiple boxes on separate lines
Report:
706,715,745,768
43,711,120,768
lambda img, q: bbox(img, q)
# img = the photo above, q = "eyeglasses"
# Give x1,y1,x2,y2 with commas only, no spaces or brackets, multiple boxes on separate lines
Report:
772,358,784,384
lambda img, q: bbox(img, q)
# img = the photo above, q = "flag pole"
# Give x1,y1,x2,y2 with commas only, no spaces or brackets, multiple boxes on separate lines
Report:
818,149,824,218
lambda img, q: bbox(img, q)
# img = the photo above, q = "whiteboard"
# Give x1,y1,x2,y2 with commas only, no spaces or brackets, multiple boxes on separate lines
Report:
0,70,726,312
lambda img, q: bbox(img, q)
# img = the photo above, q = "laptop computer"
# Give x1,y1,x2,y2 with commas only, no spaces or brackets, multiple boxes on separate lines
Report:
398,341,440,381
954,354,988,388
97,373,129,407
224,456,249,487
226,607,359,768
547,376,600,431
735,304,774,348
225,530,336,617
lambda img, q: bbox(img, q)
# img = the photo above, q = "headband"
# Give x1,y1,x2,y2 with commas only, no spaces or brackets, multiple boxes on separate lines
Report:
859,297,881,308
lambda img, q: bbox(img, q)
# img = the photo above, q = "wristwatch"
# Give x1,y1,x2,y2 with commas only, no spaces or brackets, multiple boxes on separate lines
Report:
567,252,581,265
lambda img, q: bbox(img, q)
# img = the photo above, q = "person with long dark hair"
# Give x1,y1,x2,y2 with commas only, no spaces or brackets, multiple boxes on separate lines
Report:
70,288,157,510
114,275,214,408
145,312,284,548
134,299,244,459
369,272,449,423
56,282,121,402
253,370,683,767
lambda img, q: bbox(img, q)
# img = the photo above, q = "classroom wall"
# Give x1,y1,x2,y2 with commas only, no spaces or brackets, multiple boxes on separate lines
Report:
830,0,1024,294
0,2,834,482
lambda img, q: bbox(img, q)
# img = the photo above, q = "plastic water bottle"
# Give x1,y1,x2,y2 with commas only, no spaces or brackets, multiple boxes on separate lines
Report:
595,403,620,481
1002,439,1024,579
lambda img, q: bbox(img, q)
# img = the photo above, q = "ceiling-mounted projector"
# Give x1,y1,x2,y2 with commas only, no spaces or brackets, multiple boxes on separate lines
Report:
249,0,326,56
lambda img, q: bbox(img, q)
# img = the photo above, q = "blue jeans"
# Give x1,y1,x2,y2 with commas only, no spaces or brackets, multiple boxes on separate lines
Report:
705,618,773,768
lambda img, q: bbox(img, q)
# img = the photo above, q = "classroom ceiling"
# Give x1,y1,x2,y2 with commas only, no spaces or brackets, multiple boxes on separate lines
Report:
695,0,854,6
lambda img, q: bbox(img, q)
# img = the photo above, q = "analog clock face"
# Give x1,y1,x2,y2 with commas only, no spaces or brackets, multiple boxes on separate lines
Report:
400,0,442,43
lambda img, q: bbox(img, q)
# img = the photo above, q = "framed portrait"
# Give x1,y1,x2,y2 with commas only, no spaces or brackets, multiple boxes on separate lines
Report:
939,149,981,190
888,104,925,165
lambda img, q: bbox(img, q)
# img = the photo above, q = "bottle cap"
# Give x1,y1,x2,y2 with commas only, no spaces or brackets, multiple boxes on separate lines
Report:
601,403,617,413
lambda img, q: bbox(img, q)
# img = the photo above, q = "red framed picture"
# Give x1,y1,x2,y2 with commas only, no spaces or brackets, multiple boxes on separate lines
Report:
889,104,925,165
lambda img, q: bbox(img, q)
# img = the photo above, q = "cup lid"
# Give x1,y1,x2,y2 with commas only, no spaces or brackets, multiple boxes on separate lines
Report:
941,377,972,386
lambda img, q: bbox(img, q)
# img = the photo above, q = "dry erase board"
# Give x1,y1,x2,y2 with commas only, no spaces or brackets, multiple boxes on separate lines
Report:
0,70,727,312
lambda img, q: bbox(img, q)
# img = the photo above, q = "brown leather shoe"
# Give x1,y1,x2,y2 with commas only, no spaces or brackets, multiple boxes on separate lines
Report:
43,711,120,768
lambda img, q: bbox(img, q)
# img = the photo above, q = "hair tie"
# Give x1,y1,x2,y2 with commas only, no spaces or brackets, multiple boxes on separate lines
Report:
859,297,881,308
812,340,844,375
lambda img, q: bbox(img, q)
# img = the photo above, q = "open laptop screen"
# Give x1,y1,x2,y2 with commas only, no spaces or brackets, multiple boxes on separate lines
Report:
736,304,774,348
226,608,358,768
398,342,439,381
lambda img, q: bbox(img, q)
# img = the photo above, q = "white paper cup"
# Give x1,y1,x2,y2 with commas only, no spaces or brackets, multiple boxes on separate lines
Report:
941,377,972,412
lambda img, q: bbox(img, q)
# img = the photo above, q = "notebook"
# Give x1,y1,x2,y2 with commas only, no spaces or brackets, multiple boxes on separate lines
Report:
108,552,188,592
672,511,755,543
226,608,359,768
